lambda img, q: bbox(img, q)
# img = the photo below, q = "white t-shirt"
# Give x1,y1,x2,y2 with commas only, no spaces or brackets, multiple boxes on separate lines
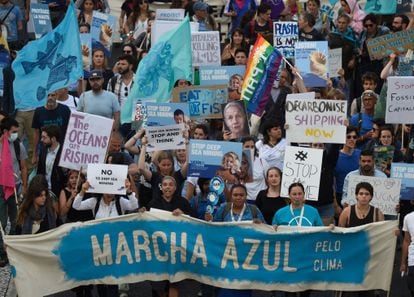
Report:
246,157,269,202
58,95,79,112
403,211,414,266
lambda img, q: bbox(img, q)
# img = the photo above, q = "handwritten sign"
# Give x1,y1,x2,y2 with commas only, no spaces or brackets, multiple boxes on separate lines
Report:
146,124,185,152
155,9,185,21
386,76,414,124
281,146,323,200
87,164,128,195
285,98,347,144
30,3,52,39
192,31,221,67
145,102,189,126
189,140,242,178
295,41,329,87
273,21,298,58
391,163,414,200
346,175,401,215
172,85,228,119
329,48,342,77
367,29,414,60
59,111,113,170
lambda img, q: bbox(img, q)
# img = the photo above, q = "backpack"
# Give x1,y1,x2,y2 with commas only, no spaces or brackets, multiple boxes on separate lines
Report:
222,203,259,220
94,195,123,218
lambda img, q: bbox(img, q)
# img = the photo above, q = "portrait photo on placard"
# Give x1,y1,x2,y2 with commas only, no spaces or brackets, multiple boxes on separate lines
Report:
221,101,249,139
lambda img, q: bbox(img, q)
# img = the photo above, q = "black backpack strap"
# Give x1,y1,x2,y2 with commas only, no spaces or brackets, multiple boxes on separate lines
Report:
115,196,123,216
13,139,21,171
94,196,102,218
356,96,361,113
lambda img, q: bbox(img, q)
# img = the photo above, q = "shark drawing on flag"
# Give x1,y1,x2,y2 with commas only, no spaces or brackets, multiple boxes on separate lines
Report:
20,32,80,101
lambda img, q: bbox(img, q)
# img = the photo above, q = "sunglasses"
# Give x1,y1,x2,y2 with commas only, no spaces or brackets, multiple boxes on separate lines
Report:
346,135,358,139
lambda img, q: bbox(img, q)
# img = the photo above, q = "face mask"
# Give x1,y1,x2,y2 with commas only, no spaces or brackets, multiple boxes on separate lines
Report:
8,132,18,142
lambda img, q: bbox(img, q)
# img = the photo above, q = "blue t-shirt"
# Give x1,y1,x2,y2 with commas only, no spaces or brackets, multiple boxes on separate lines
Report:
0,4,23,42
334,149,361,194
272,204,323,226
214,202,264,222
350,113,373,138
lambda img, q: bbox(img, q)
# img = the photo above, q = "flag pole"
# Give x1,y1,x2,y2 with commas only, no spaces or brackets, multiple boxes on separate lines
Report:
282,56,303,80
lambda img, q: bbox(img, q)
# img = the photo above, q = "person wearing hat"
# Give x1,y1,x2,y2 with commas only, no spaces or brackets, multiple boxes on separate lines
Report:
77,69,120,131
349,89,378,148
192,1,216,31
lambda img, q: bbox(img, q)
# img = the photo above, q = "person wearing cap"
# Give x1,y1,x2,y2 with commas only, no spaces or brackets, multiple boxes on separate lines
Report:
192,1,216,31
349,89,378,148
78,69,120,131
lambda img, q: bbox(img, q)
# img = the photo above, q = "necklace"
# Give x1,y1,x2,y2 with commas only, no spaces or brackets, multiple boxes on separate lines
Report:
356,205,370,218
290,204,304,226
230,203,246,222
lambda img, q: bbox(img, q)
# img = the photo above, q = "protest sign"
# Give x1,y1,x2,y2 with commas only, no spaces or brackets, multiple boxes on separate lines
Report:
281,146,323,200
91,11,116,56
192,31,221,67
373,145,394,175
367,29,414,60
87,164,128,195
199,65,245,85
59,111,113,170
189,140,242,178
386,76,414,124
346,175,401,215
295,41,329,87
222,101,250,139
151,20,199,45
156,9,185,21
391,163,414,200
286,92,315,100
4,211,397,297
329,48,342,77
131,100,146,130
145,102,189,126
146,124,185,152
0,51,9,97
80,33,92,71
273,21,298,58
30,3,52,39
285,98,347,144
172,85,228,119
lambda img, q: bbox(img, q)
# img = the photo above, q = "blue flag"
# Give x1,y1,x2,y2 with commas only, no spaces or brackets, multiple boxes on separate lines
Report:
364,0,396,14
121,17,192,124
12,1,82,109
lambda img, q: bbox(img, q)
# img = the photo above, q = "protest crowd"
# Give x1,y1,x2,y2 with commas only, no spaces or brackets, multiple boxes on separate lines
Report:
0,0,414,296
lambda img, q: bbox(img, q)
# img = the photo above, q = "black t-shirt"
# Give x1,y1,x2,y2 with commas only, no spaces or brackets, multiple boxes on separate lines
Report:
299,28,325,41
150,170,185,201
255,190,287,225
147,195,193,216
32,104,71,142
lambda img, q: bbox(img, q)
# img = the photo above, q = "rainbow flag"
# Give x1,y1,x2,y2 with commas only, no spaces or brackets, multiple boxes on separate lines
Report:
241,35,282,116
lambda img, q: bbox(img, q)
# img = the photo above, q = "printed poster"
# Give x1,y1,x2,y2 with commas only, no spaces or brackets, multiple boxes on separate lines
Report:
145,102,189,126
391,163,414,200
30,3,52,39
295,41,329,87
87,164,128,195
145,123,185,152
91,11,116,56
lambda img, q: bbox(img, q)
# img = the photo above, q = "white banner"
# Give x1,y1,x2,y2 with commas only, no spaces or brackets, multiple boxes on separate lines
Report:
386,76,414,124
4,212,397,297
146,123,185,152
191,31,221,67
346,175,401,215
285,98,347,144
281,146,323,200
59,111,113,170
87,164,128,195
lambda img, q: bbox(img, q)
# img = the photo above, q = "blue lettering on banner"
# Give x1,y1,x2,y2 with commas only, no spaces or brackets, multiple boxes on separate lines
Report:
54,219,369,284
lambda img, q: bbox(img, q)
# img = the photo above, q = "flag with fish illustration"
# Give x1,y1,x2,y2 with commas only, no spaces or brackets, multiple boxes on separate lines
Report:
241,35,282,116
12,1,82,109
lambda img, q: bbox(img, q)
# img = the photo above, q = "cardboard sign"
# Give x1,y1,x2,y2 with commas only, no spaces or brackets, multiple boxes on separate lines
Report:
145,102,189,126
281,146,323,200
155,9,185,21
273,21,298,58
329,48,342,77
286,92,315,100
295,41,329,87
87,164,128,195
146,123,185,152
391,163,414,200
30,3,52,39
172,85,228,119
386,76,414,124
346,175,401,215
59,111,113,170
91,11,116,56
367,29,414,60
191,31,221,67
189,140,242,178
285,98,347,144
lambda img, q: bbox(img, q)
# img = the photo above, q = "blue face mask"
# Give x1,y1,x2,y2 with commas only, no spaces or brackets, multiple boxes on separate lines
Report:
8,132,18,142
